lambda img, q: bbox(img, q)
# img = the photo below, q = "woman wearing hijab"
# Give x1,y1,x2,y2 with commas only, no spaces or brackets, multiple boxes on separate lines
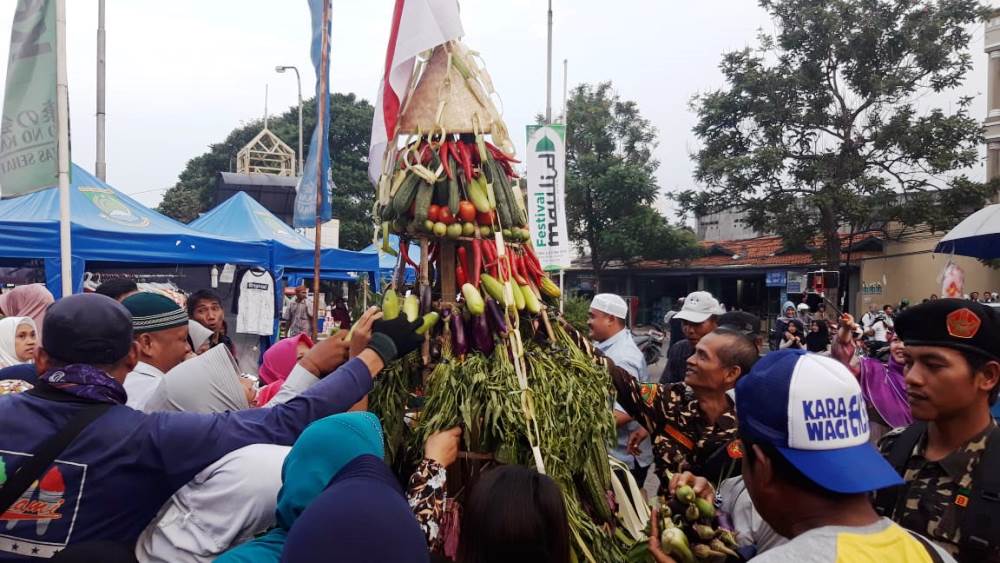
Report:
0,316,37,368
216,411,423,562
255,334,313,407
832,314,912,444
0,284,54,339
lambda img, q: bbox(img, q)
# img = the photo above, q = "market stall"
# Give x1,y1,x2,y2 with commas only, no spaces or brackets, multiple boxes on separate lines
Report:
362,234,420,286
0,164,270,298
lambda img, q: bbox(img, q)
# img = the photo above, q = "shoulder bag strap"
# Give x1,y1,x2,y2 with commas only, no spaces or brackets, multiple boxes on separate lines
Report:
906,530,945,563
873,422,927,518
0,402,113,514
959,425,1000,561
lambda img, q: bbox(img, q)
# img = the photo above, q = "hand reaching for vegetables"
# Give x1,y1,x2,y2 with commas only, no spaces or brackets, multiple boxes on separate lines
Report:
668,471,716,506
627,426,649,456
349,306,383,358
368,316,424,362
424,426,462,467
299,328,351,376
648,508,678,563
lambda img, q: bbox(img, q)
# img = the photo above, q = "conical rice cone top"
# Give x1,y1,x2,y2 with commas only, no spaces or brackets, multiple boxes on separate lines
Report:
397,41,514,155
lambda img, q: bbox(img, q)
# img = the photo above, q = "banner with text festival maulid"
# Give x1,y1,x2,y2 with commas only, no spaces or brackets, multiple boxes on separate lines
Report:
0,0,61,198
526,124,571,270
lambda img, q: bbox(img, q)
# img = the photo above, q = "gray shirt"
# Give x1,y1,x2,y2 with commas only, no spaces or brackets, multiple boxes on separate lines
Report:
751,517,954,562
595,329,654,469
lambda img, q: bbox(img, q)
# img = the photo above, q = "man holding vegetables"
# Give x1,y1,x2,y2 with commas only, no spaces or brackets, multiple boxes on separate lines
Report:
612,326,758,494
588,293,654,488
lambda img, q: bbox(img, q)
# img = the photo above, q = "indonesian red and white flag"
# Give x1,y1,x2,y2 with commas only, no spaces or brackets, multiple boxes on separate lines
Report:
368,0,464,185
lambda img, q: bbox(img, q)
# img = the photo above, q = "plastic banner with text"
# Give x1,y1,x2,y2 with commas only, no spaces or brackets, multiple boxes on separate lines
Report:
525,124,571,270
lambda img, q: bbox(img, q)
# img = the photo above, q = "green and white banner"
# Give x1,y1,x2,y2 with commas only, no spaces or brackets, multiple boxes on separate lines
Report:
0,0,60,198
526,124,571,269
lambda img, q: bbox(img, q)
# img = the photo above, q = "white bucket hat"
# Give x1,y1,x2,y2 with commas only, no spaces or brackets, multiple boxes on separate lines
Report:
674,291,724,324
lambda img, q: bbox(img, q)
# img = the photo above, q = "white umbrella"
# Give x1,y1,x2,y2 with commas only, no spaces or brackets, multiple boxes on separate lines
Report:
935,204,1000,259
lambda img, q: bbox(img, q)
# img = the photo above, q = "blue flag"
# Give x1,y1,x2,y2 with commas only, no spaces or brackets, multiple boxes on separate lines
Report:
294,0,333,228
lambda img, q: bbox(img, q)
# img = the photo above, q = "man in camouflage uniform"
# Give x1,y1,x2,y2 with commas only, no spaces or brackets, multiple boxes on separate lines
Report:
876,299,1000,562
610,327,759,494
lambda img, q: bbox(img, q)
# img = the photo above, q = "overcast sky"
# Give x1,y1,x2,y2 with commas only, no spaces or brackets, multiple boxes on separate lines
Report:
0,1,991,215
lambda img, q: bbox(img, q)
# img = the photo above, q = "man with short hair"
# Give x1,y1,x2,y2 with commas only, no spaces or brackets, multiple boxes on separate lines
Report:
122,293,192,411
588,293,653,486
659,291,723,384
876,299,1000,561
94,279,139,302
733,350,954,562
613,327,758,494
284,285,313,338
0,294,422,557
188,289,233,353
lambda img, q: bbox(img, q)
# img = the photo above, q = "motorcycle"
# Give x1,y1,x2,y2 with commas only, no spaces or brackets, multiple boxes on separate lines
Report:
631,323,666,365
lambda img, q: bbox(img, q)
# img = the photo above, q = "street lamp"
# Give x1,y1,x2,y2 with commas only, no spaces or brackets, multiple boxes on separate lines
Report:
275,65,303,176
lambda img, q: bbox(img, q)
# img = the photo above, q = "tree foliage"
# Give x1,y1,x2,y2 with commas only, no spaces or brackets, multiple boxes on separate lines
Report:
158,93,376,250
565,82,700,283
681,0,995,266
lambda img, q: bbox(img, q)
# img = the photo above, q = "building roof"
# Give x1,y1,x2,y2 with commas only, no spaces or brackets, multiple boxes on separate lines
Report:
570,231,884,272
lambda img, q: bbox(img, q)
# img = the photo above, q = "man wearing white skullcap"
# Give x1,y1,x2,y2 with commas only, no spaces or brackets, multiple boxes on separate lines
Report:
588,293,653,487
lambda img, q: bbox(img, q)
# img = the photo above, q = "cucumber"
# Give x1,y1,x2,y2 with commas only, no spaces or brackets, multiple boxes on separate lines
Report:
414,181,433,224
490,160,513,227
433,177,449,207
462,283,486,316
415,311,440,335
392,173,421,217
480,273,506,306
382,289,400,320
403,294,420,322
468,176,491,213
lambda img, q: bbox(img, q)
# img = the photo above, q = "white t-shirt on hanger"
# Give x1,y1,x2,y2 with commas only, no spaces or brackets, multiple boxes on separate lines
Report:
236,269,275,336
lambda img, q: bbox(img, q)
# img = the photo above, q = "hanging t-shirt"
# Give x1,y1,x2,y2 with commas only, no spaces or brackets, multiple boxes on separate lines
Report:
236,270,275,336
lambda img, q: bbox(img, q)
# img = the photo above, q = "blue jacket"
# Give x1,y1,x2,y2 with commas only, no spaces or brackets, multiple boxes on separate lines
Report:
0,358,372,560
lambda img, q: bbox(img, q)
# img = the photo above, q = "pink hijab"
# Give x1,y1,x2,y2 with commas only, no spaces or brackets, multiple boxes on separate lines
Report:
0,284,54,339
256,333,314,401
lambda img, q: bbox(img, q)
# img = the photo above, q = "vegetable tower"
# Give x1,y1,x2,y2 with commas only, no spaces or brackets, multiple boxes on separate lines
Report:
368,39,630,562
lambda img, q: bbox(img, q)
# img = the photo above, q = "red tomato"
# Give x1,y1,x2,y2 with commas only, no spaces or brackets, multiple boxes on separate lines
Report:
427,204,441,222
439,207,456,225
458,200,476,223
476,210,495,225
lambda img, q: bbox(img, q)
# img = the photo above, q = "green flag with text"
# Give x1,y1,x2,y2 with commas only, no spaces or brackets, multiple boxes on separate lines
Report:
0,0,60,198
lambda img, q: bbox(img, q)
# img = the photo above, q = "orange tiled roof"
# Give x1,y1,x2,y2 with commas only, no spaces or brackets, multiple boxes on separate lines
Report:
628,231,883,270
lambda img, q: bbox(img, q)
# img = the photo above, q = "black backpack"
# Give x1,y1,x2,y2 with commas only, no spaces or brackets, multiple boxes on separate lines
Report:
874,422,1000,562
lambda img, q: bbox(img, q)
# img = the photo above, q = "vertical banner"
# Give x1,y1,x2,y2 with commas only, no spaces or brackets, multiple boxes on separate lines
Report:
293,0,333,228
0,0,60,198
526,124,571,269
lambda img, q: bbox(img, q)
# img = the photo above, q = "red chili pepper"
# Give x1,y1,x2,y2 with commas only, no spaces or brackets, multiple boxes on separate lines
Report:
486,142,520,163
510,253,529,285
470,240,482,287
458,141,474,183
418,143,432,165
439,141,452,180
456,262,467,287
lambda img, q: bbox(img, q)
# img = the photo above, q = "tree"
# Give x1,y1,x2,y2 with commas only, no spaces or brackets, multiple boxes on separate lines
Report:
564,82,700,288
158,93,377,250
681,0,996,306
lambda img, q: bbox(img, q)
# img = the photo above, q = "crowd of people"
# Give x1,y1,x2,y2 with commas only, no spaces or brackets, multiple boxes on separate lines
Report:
0,279,996,562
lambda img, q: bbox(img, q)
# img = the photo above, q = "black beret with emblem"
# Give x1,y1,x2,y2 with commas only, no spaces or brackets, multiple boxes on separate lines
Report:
895,298,1000,362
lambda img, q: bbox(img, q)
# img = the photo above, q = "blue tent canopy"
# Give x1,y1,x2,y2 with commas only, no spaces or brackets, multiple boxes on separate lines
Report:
0,165,271,297
189,192,379,280
362,234,420,285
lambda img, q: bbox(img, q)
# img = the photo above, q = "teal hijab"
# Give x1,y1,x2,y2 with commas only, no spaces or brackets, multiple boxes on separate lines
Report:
215,411,385,562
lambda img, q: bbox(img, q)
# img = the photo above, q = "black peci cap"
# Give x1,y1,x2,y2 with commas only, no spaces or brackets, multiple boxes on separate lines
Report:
42,293,134,365
894,299,1000,362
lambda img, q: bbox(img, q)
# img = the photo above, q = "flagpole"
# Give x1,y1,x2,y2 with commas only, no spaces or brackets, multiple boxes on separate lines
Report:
95,0,106,181
545,0,553,124
312,0,331,339
56,0,72,297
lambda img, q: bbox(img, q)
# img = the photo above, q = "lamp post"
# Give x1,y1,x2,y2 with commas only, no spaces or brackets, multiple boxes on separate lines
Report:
275,65,303,176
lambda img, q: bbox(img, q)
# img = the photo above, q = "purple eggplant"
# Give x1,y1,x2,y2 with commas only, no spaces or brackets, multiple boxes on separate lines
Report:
451,308,467,356
472,314,494,355
485,298,508,334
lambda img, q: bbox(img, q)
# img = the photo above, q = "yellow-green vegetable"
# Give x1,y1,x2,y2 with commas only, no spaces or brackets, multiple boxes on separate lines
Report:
415,311,440,335
461,283,485,315
382,289,400,320
403,294,420,322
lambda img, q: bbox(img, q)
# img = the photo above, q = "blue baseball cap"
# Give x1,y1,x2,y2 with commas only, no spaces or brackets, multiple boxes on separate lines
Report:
735,349,903,494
